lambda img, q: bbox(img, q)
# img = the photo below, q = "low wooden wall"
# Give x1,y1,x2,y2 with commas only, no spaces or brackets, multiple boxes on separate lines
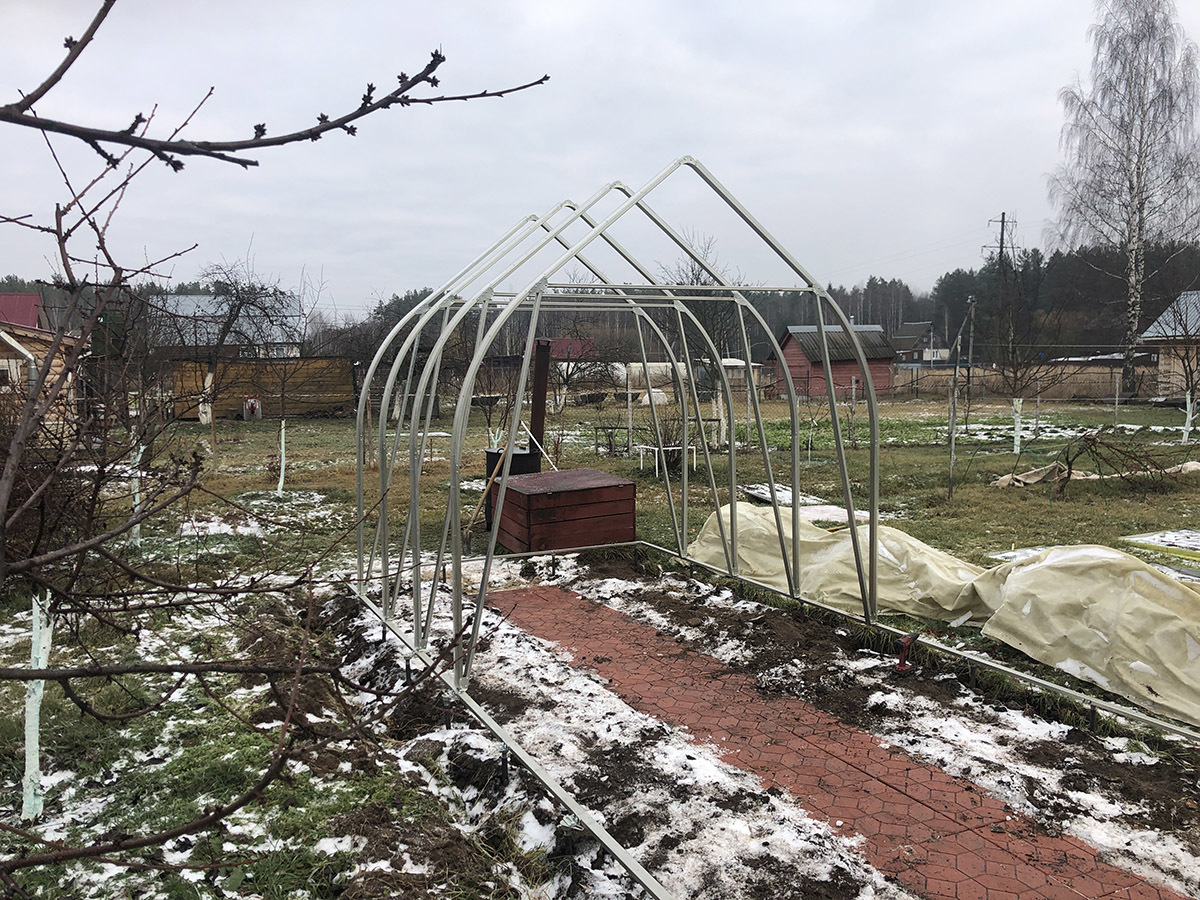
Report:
891,365,1157,400
172,357,355,419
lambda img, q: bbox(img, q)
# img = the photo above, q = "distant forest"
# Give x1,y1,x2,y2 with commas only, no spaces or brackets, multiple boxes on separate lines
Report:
6,240,1199,364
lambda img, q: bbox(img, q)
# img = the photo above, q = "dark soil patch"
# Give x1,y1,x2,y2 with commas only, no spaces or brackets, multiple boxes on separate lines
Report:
1019,735,1200,834
386,685,455,741
589,560,962,728
448,744,509,797
332,797,520,900
742,856,866,900
470,679,555,725
570,731,693,849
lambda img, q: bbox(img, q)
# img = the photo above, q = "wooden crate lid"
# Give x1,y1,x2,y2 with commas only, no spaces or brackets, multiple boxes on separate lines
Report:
501,467,634,496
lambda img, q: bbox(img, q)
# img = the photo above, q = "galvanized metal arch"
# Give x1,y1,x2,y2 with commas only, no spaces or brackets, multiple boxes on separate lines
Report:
356,156,883,650
352,156,888,900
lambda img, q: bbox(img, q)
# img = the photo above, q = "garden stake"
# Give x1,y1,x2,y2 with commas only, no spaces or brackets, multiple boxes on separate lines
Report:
894,632,920,673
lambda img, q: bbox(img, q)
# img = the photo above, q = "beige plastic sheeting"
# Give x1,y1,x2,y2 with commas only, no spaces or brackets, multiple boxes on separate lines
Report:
993,459,1200,487
688,503,1200,727
974,545,1200,728
686,503,989,622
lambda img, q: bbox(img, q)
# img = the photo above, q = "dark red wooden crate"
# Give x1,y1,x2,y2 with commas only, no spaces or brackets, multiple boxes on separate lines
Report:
489,467,635,552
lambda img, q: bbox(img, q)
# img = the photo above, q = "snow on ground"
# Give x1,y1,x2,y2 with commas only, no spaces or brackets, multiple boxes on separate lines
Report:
11,475,1197,898
330,558,910,897
409,588,915,899
178,515,265,537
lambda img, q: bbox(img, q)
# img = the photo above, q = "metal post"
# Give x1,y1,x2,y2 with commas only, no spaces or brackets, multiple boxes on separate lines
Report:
530,338,552,454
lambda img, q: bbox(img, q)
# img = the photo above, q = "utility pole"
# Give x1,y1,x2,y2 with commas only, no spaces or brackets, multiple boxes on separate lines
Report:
948,298,977,499
965,295,976,427
985,212,1026,453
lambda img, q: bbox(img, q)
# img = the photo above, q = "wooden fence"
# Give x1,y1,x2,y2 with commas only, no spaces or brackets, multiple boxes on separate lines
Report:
171,357,355,419
891,364,1158,400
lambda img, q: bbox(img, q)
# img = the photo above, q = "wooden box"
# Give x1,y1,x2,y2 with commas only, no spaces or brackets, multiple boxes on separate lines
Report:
490,467,635,552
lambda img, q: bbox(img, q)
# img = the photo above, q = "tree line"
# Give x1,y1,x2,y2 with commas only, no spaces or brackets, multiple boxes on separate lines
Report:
10,234,1196,370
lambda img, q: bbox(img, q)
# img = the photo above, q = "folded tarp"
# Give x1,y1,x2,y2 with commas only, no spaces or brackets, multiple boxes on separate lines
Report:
993,459,1200,487
975,545,1200,728
686,503,989,622
688,504,1200,727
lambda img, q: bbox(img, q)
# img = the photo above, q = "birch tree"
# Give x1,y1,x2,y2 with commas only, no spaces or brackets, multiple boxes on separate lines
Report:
1050,0,1200,395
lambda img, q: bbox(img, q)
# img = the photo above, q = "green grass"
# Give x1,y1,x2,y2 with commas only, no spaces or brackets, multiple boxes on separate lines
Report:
162,398,1198,562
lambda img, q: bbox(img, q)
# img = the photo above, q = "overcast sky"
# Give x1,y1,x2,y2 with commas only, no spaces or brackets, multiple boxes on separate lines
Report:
3,1,1200,319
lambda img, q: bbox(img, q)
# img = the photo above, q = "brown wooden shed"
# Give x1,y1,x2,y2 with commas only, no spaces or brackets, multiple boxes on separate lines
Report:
768,324,894,399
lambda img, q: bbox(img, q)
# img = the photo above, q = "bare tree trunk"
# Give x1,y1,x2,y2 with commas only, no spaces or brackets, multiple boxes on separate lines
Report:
201,370,218,472
130,444,145,547
1012,398,1023,455
1123,236,1145,395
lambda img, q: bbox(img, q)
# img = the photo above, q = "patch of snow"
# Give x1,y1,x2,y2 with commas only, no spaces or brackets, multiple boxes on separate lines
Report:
1056,658,1112,689
178,515,264,538
314,835,368,855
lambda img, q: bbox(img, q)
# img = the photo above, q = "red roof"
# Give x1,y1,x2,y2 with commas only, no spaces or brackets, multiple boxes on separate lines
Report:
0,293,41,329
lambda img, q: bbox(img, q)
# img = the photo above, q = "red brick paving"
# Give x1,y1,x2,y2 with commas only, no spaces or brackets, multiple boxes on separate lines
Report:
486,585,1186,900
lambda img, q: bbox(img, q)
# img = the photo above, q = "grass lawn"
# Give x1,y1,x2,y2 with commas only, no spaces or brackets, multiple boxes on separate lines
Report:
184,396,1200,571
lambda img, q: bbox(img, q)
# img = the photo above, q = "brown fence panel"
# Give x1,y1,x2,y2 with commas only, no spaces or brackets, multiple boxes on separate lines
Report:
172,357,356,419
891,365,1156,401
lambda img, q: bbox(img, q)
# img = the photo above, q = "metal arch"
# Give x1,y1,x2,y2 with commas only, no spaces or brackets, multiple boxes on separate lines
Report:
357,153,884,652
678,157,880,619
400,182,656,652
610,174,873,615
369,187,626,636
354,156,887,900
356,212,541,597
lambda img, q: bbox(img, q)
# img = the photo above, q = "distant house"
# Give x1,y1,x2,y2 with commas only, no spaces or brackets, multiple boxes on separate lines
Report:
0,293,45,330
1140,290,1200,396
169,357,355,420
890,321,936,364
0,293,81,412
767,324,894,399
548,337,597,361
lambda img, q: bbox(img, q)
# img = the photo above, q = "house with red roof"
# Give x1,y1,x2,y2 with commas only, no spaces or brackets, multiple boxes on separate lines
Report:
0,292,80,408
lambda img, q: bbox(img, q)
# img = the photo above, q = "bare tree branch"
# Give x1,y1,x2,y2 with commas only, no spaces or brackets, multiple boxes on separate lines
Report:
9,0,117,113
2,43,549,170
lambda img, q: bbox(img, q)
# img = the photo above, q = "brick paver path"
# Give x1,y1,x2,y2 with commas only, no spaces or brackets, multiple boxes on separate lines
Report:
487,585,1186,900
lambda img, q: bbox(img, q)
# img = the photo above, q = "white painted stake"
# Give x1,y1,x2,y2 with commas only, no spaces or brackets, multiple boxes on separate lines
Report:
1184,390,1194,445
22,590,55,821
130,443,145,547
276,418,287,496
